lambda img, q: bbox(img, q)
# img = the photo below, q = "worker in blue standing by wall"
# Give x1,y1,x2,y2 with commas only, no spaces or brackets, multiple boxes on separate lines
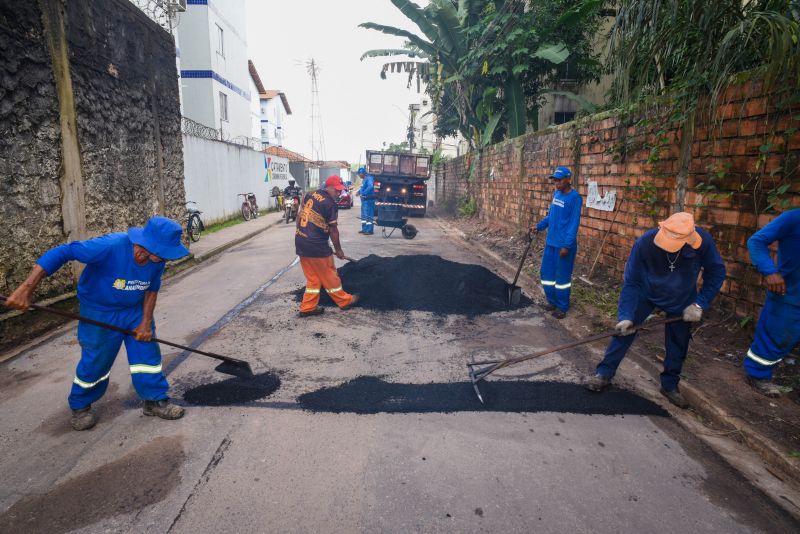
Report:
743,209,800,397
530,166,582,319
3,216,189,431
355,167,376,235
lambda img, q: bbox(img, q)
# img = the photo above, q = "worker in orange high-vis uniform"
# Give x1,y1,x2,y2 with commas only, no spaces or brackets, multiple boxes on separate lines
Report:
295,175,360,317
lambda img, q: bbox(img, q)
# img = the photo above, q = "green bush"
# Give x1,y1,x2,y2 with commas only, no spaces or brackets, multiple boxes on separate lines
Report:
457,196,478,218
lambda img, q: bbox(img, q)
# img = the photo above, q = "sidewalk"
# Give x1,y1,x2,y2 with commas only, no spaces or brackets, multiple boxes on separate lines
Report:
187,212,284,261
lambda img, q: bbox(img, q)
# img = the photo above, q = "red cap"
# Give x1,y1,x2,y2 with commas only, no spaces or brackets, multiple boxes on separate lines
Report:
325,175,346,191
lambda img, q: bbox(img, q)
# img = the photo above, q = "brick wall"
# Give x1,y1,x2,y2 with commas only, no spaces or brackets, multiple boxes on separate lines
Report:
436,79,800,318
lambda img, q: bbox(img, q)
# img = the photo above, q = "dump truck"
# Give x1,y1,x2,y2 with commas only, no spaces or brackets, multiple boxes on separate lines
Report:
366,150,432,218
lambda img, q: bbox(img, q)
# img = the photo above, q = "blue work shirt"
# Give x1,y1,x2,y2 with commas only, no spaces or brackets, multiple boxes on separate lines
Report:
37,233,165,312
536,189,582,249
358,175,375,200
748,209,800,306
618,227,726,320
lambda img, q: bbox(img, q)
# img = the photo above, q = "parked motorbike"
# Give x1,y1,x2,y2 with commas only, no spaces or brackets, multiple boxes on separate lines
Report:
284,194,300,224
239,193,259,221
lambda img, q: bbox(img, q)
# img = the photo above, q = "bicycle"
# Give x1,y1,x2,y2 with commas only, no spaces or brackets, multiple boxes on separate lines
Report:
186,201,205,242
238,193,259,221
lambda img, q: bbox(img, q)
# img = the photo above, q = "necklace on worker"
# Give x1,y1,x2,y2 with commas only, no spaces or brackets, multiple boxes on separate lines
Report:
666,251,681,272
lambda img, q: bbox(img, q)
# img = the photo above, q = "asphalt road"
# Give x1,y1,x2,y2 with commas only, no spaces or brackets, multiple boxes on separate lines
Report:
0,208,797,533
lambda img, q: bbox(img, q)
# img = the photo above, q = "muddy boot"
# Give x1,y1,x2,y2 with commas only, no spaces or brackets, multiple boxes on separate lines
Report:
70,406,97,431
551,309,567,319
299,307,325,318
660,387,689,409
143,400,185,420
747,377,781,398
584,374,610,392
341,294,360,310
541,302,556,312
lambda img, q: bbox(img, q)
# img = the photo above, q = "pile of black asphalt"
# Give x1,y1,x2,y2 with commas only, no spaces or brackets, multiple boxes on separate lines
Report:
296,254,531,316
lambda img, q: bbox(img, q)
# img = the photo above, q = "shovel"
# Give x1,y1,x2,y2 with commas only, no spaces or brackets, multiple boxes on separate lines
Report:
506,231,537,306
466,316,682,403
0,295,254,378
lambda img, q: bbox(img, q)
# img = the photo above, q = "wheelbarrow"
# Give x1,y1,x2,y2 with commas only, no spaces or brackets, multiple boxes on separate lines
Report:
372,204,418,239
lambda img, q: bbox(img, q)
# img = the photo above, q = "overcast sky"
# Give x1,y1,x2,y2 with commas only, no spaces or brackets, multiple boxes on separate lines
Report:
246,0,426,165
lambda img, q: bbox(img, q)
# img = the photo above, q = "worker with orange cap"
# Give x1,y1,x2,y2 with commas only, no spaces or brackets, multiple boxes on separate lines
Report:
584,212,726,408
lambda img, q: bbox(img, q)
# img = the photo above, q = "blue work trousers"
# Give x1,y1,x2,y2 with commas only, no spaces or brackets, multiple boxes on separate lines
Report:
540,245,577,312
596,297,691,391
745,294,800,380
361,200,375,234
69,306,169,410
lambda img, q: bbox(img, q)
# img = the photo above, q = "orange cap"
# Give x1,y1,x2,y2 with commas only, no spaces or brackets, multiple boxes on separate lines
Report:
653,212,702,253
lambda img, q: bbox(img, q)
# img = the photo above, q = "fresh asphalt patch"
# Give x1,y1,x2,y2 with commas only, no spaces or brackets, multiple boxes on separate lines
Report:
297,376,669,416
295,254,532,315
181,372,281,406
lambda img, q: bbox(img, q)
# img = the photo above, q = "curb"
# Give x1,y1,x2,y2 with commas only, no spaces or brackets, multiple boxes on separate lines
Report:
432,215,800,517
0,217,282,365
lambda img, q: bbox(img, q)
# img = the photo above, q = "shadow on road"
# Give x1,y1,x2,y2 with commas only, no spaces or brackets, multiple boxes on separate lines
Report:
297,376,669,416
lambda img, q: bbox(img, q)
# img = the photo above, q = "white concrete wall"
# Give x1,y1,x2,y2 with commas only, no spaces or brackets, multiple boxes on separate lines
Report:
183,135,289,224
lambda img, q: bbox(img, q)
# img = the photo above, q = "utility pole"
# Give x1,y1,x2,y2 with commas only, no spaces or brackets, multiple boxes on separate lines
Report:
407,103,420,152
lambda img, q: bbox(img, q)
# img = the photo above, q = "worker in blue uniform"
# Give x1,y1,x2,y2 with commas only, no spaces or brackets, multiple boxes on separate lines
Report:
530,166,582,319
744,209,800,397
4,216,189,431
584,212,726,408
355,167,376,235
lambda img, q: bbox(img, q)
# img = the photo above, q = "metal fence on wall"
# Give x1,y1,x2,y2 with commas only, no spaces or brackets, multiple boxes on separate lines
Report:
181,116,262,151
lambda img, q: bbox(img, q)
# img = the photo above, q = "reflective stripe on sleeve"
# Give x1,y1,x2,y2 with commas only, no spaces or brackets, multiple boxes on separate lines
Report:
129,364,163,374
326,286,343,294
745,349,782,366
73,371,111,389
555,282,572,290
540,280,556,286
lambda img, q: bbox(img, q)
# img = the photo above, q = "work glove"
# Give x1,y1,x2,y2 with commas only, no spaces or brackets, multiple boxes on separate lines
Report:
615,320,635,336
682,303,703,322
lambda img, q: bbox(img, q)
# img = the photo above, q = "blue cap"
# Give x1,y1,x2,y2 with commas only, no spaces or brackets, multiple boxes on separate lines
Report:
549,166,572,180
128,216,190,261
357,167,366,174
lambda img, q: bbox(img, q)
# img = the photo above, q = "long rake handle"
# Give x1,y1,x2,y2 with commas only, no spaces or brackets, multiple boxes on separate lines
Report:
0,295,239,364
511,232,536,287
470,316,683,382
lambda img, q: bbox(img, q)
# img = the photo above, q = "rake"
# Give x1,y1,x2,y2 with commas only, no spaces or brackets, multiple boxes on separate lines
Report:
466,316,682,403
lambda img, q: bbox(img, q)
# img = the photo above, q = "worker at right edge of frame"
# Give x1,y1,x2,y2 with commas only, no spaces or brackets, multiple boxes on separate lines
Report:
585,212,727,409
743,208,800,398
530,166,582,319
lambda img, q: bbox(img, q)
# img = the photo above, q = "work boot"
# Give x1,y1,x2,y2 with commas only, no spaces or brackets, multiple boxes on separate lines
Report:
358,230,365,234
341,294,360,310
551,309,567,320
70,406,97,431
747,376,781,398
143,400,185,420
584,374,610,392
660,387,689,409
299,307,325,318
541,302,556,312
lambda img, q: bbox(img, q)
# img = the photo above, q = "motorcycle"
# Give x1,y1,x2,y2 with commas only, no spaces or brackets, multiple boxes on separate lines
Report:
336,188,354,209
284,194,300,224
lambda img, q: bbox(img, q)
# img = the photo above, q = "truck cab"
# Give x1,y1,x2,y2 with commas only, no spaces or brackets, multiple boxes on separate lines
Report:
366,150,432,217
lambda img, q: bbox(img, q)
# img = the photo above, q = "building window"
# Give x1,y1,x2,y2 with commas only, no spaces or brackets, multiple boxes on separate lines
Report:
554,111,576,125
219,92,228,122
216,24,224,57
